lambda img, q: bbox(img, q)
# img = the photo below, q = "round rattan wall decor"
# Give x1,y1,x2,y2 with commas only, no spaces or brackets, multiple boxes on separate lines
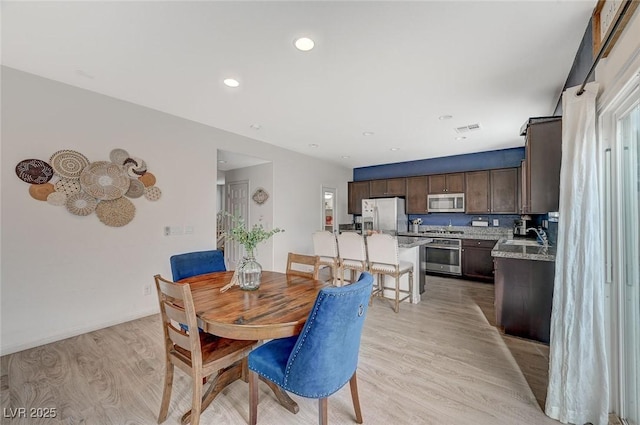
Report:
16,159,54,184
80,161,130,201
66,192,98,216
96,197,136,227
50,150,89,179
17,148,160,227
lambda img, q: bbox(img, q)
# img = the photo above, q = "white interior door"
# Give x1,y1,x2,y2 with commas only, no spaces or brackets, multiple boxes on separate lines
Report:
602,74,640,425
618,99,639,425
226,180,249,270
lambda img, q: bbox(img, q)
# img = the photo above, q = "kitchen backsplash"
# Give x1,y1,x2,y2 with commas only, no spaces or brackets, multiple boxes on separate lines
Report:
408,213,521,228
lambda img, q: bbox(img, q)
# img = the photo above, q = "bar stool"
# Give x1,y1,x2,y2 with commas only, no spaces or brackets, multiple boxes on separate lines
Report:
336,232,368,285
312,231,340,285
366,233,413,313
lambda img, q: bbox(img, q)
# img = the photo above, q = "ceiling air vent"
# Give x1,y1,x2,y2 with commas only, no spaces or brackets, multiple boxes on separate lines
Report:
455,123,482,133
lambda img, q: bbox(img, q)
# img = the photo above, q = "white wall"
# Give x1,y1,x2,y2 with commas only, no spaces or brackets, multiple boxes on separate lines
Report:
226,162,276,268
0,67,352,355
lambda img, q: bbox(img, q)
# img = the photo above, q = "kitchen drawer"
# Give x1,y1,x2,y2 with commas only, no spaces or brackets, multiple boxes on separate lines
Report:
462,239,497,249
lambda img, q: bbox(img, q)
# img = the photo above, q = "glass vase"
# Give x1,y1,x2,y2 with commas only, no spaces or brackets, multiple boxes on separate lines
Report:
238,250,262,291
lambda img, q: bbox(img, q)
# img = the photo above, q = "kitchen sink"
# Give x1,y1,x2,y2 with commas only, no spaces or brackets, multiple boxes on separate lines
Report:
502,239,542,246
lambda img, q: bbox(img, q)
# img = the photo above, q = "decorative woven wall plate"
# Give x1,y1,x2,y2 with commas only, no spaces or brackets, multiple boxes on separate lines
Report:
96,197,136,227
49,150,89,179
29,183,55,201
252,188,269,205
144,186,162,201
80,161,130,200
109,148,129,166
138,172,156,187
54,178,81,195
125,179,145,198
66,192,98,216
46,191,67,206
123,157,147,177
16,159,54,184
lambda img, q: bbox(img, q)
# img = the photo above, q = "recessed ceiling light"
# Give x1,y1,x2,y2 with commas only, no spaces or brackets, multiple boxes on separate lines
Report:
362,132,375,136
390,147,400,151
250,124,262,130
218,160,227,164
439,115,453,120
294,37,315,51
341,155,350,159
223,78,240,88
455,136,467,141
309,143,319,148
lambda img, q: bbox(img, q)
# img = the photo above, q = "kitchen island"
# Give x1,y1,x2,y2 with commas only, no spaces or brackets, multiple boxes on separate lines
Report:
491,238,556,343
396,236,431,303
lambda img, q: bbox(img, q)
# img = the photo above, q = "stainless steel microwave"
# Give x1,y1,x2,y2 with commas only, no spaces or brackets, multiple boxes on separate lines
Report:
427,193,465,213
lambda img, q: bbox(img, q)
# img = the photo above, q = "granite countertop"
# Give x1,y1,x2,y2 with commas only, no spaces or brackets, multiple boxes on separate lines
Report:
399,225,510,241
491,238,556,262
396,236,433,249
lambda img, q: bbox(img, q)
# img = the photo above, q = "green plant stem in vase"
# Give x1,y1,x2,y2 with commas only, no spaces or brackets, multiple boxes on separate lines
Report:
225,214,284,290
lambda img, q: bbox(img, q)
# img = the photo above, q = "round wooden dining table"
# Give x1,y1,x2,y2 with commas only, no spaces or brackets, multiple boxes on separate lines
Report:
179,270,329,340
176,270,329,422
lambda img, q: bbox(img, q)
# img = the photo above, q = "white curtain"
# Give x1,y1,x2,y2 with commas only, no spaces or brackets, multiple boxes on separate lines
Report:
545,82,609,425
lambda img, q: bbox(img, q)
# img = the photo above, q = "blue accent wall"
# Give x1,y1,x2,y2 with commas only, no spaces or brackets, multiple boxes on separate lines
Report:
408,213,521,228
353,147,525,181
352,147,528,228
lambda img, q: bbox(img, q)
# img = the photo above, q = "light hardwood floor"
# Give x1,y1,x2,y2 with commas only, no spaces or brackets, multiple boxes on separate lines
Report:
0,276,574,424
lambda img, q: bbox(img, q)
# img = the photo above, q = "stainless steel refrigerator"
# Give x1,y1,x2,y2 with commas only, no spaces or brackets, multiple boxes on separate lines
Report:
361,197,408,235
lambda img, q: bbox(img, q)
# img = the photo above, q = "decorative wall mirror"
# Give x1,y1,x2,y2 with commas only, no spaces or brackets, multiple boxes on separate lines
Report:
322,186,336,233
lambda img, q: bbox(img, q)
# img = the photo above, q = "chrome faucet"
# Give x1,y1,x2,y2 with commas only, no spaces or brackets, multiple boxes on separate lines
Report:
526,227,549,247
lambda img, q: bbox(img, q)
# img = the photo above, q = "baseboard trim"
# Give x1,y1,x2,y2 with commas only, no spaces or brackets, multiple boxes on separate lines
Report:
0,307,159,356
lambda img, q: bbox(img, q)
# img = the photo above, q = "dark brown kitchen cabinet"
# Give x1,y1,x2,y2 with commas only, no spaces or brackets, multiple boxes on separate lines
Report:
428,173,465,194
465,168,518,214
490,168,518,213
462,239,497,282
494,257,555,343
521,117,562,214
465,171,490,213
406,176,428,214
369,178,406,198
348,181,370,215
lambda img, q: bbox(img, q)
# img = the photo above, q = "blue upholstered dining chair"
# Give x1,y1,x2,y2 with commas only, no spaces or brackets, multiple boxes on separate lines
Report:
248,272,374,425
170,249,226,332
170,249,226,282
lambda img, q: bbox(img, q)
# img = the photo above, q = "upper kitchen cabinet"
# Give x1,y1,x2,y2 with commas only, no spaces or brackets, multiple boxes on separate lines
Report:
348,181,370,215
406,176,428,214
465,168,518,214
465,171,490,213
521,117,562,214
490,168,519,213
428,173,465,194
369,178,406,198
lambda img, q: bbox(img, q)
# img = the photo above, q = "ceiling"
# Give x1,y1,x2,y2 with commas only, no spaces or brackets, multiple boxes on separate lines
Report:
2,1,596,170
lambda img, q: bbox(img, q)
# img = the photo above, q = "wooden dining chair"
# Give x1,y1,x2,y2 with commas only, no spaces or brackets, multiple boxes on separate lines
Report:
248,272,374,425
154,275,257,425
366,233,413,313
312,231,341,285
286,252,320,280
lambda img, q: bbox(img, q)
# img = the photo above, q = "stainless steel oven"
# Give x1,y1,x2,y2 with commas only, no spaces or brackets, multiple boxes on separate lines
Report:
425,238,462,276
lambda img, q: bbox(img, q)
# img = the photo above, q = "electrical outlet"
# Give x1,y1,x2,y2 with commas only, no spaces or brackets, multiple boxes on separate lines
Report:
492,219,499,226
144,284,152,296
